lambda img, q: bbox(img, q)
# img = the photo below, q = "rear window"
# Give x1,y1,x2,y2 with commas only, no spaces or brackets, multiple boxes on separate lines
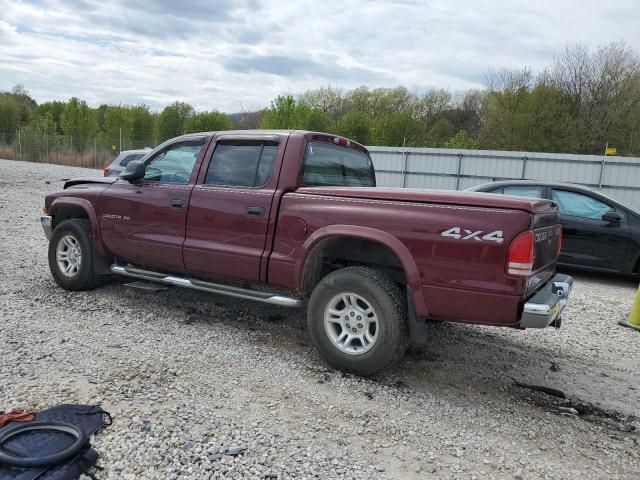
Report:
301,142,375,187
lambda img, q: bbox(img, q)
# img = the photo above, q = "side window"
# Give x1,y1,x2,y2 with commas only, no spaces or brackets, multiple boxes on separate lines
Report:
204,141,278,187
552,189,613,220
144,141,203,184
502,186,544,198
302,142,375,187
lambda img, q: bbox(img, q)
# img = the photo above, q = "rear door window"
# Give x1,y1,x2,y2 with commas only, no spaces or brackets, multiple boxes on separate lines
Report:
301,142,375,187
204,141,278,188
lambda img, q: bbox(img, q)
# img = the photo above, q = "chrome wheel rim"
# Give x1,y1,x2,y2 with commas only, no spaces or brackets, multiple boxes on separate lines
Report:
324,292,379,355
56,234,82,277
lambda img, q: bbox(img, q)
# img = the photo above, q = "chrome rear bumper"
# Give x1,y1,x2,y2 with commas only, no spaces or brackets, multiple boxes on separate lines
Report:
520,274,573,328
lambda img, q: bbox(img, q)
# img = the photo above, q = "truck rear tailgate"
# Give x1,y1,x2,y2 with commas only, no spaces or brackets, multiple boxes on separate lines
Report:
528,208,562,296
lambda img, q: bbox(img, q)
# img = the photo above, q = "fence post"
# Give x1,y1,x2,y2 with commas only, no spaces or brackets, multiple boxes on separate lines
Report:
455,153,463,190
402,150,410,188
17,129,21,161
521,156,528,179
598,154,607,189
94,137,97,169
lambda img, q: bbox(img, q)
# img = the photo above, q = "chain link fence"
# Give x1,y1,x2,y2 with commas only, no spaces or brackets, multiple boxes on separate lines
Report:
0,131,157,169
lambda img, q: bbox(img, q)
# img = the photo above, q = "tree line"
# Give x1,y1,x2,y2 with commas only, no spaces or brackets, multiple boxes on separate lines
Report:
1,42,639,156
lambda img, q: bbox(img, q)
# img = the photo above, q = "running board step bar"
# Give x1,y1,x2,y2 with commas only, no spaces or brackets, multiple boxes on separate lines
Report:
110,264,301,307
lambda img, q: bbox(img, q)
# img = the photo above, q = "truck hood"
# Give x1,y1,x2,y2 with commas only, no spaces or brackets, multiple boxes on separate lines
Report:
295,187,555,214
63,177,118,189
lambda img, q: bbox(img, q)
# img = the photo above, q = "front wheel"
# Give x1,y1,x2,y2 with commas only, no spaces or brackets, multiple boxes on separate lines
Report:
307,266,408,375
48,219,104,291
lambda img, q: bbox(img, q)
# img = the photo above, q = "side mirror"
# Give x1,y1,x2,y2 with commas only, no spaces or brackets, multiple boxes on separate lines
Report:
602,211,622,224
119,160,145,181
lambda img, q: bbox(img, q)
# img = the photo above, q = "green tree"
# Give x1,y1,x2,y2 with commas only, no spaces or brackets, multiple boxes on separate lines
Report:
336,110,372,144
0,95,25,142
372,110,427,146
260,96,303,129
33,101,65,135
184,110,232,133
18,112,58,160
478,82,575,152
156,101,194,141
103,106,134,148
443,130,477,149
301,108,332,132
0,84,36,142
130,105,156,145
61,97,98,152
427,118,455,147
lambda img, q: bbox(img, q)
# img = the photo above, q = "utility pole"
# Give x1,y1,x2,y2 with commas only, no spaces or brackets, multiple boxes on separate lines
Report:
119,128,122,153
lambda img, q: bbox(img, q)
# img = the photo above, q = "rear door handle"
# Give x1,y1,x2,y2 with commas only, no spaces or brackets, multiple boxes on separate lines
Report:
246,206,264,218
170,199,186,210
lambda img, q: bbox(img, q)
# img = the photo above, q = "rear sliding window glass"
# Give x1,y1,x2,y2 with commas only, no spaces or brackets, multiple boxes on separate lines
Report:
301,142,375,187
205,141,278,187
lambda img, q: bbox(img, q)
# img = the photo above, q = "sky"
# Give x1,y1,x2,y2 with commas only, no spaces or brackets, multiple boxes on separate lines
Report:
1,0,639,113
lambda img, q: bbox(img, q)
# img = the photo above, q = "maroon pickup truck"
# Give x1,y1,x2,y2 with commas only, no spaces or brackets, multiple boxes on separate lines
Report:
41,130,572,374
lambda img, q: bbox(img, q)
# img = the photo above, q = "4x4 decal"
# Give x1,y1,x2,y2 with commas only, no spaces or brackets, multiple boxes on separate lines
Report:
441,227,504,243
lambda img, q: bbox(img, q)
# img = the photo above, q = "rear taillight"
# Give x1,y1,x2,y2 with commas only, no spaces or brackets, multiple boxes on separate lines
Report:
556,227,562,256
506,230,535,277
103,167,110,177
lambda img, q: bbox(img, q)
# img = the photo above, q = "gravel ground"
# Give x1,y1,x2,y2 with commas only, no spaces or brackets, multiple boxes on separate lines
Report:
1,158,639,480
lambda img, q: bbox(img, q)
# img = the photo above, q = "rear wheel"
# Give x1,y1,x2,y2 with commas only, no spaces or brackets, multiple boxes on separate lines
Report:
48,219,104,291
307,266,408,375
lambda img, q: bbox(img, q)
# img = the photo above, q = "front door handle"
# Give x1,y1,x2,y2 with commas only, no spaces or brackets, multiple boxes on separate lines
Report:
246,206,264,218
170,199,186,210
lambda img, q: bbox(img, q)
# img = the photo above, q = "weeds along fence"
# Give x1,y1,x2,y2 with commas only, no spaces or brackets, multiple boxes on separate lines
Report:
0,132,156,169
368,146,640,210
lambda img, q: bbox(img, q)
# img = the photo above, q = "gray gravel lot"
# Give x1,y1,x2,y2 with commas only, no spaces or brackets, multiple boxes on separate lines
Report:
1,158,639,479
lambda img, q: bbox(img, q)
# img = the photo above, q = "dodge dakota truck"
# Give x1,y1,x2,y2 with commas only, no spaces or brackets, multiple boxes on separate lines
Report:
41,130,573,375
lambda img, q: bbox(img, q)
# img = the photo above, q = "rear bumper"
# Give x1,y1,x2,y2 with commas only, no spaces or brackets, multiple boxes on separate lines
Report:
520,273,573,328
41,215,53,240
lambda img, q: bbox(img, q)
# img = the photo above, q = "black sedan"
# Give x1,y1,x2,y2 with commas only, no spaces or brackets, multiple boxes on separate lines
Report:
467,180,640,277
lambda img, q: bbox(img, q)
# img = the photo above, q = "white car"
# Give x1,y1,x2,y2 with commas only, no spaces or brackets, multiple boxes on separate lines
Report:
103,148,152,177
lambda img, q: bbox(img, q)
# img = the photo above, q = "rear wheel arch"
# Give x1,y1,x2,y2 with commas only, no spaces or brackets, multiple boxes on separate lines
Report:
297,227,427,317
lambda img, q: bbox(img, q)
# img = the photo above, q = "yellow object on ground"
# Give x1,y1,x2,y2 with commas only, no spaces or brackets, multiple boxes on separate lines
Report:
619,285,640,332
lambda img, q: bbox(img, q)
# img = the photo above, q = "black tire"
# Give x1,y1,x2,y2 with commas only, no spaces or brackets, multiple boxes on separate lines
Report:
48,218,104,291
0,421,86,468
307,266,408,376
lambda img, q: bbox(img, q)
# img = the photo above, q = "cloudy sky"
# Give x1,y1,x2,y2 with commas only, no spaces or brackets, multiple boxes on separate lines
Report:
1,0,638,112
